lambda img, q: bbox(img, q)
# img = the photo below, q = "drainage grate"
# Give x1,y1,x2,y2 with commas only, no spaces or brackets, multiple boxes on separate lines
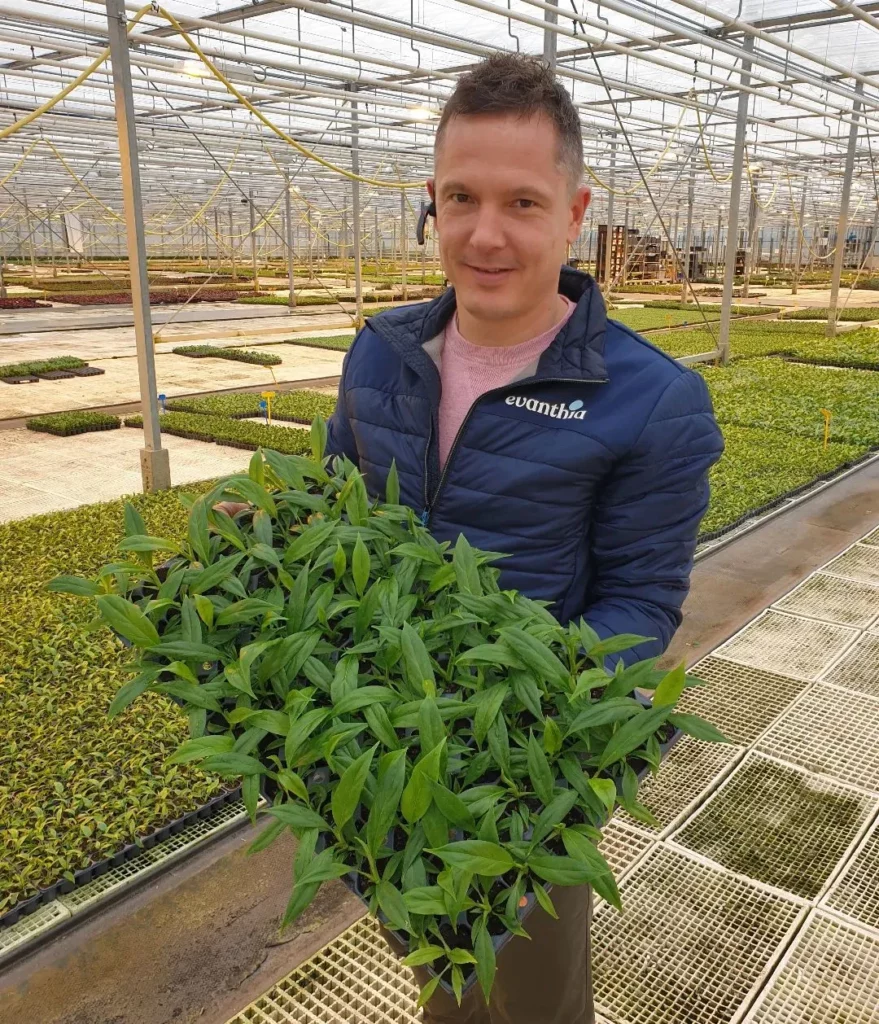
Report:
822,818,879,931
680,657,808,745
60,797,253,914
822,543,879,586
712,611,858,681
743,912,879,1024
0,900,70,963
226,915,421,1024
600,819,654,879
822,632,879,698
772,572,879,628
619,736,743,835
592,845,803,1024
757,684,879,793
673,755,876,900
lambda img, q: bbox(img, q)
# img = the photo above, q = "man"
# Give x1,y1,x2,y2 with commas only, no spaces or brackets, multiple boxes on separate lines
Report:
324,52,723,1024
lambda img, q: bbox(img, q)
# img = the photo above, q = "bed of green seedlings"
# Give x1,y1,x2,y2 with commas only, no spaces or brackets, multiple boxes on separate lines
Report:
700,425,868,535
285,334,356,352
641,301,781,316
0,356,87,378
779,307,879,322
166,389,337,424
124,412,313,455
0,488,222,913
700,360,879,447
171,345,283,366
26,412,121,437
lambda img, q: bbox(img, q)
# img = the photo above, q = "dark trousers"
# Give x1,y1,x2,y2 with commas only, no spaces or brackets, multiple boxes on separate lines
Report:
383,886,594,1024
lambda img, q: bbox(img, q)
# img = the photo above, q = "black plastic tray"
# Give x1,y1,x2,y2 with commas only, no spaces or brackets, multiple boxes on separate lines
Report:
0,786,242,928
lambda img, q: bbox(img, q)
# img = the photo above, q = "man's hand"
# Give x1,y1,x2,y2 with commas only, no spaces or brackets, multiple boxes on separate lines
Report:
213,501,249,518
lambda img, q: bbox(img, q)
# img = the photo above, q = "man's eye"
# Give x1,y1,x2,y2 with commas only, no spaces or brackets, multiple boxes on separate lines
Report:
514,198,536,208
450,193,470,203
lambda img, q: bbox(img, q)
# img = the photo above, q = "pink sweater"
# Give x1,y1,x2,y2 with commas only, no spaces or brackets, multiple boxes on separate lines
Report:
438,297,576,467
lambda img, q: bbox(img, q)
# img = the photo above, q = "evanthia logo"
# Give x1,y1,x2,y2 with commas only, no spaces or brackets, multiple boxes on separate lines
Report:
505,395,587,420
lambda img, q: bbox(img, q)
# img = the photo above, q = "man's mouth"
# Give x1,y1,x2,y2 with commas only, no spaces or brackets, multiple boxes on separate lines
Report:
466,264,514,277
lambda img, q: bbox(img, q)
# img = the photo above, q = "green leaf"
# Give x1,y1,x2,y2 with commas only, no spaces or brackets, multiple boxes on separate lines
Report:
529,788,578,846
451,965,464,1006
560,830,621,909
243,773,260,822
266,802,328,831
188,496,211,563
501,627,569,688
108,668,161,718
587,633,653,660
201,752,266,777
331,744,377,828
352,534,370,596
401,740,446,823
429,840,514,877
187,553,244,595
193,594,214,628
400,622,435,695
332,541,347,580
246,710,290,736
403,887,448,916
180,597,202,645
118,535,182,554
568,699,642,732
472,684,509,745
366,748,407,856
456,642,523,669
246,818,286,856
282,520,337,566
528,853,594,887
510,672,543,720
385,460,400,505
215,598,278,627
46,575,101,597
416,975,442,1010
668,713,731,744
310,416,328,463
280,880,319,931
402,944,445,967
447,948,478,965
249,450,266,487
150,641,222,661
452,533,483,595
226,476,277,517
601,657,659,700
588,777,617,817
596,704,674,771
474,917,497,1003
167,735,234,764
96,594,160,648
533,881,558,919
333,685,396,716
431,783,476,831
527,731,555,807
543,716,563,756
653,662,687,707
123,501,147,538
376,880,410,931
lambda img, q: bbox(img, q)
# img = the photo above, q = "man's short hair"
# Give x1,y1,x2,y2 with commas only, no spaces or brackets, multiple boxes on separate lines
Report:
435,53,584,189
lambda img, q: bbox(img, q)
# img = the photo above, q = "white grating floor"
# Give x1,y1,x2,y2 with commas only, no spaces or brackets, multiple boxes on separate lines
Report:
822,632,879,698
711,610,859,681
772,572,879,628
619,736,743,835
756,684,879,792
822,543,879,586
592,845,804,1024
226,916,421,1024
672,755,877,900
679,657,808,746
599,820,655,880
743,913,879,1024
0,900,70,964
822,817,879,932
862,526,879,546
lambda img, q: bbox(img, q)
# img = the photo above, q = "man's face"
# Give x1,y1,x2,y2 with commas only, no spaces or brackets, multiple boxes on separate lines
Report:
428,112,590,324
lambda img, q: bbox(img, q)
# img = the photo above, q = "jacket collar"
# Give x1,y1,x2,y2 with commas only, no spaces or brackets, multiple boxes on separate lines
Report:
365,267,609,395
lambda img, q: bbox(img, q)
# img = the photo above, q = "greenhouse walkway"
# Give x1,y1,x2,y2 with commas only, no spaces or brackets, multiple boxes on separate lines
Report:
1,463,877,1024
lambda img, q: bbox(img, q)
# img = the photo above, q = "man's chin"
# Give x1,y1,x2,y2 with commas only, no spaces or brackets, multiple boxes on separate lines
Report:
454,289,522,323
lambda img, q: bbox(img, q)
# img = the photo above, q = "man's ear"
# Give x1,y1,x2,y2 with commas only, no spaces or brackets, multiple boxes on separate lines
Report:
427,178,436,201
568,185,591,245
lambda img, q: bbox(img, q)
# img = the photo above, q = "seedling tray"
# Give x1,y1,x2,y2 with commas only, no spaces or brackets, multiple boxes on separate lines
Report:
1,374,39,384
67,365,105,377
822,816,879,931
0,786,241,928
34,370,77,380
822,632,879,697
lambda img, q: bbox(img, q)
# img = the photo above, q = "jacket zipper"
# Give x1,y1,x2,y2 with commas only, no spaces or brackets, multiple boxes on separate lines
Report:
421,375,608,527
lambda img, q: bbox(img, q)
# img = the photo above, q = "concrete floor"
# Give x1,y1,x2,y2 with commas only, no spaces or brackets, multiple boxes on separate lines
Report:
1,457,876,1024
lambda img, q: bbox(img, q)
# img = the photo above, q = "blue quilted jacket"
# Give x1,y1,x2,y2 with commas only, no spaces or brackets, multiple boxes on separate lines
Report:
327,267,724,663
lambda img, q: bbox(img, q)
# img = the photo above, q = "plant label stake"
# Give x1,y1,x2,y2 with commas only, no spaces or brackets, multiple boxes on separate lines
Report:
261,390,276,425
158,393,166,413
820,408,832,449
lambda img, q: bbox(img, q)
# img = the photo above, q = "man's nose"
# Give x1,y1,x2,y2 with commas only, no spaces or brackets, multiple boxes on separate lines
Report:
468,205,506,251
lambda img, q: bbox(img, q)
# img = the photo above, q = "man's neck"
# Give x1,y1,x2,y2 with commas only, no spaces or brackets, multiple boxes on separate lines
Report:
455,293,569,348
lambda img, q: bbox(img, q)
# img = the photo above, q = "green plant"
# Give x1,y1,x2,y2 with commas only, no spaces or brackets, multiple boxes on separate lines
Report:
0,356,87,378
285,335,355,352
0,485,222,914
53,425,724,1006
779,307,879,322
26,412,121,436
700,359,879,447
166,389,337,424
171,345,283,366
124,411,313,455
641,300,781,316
